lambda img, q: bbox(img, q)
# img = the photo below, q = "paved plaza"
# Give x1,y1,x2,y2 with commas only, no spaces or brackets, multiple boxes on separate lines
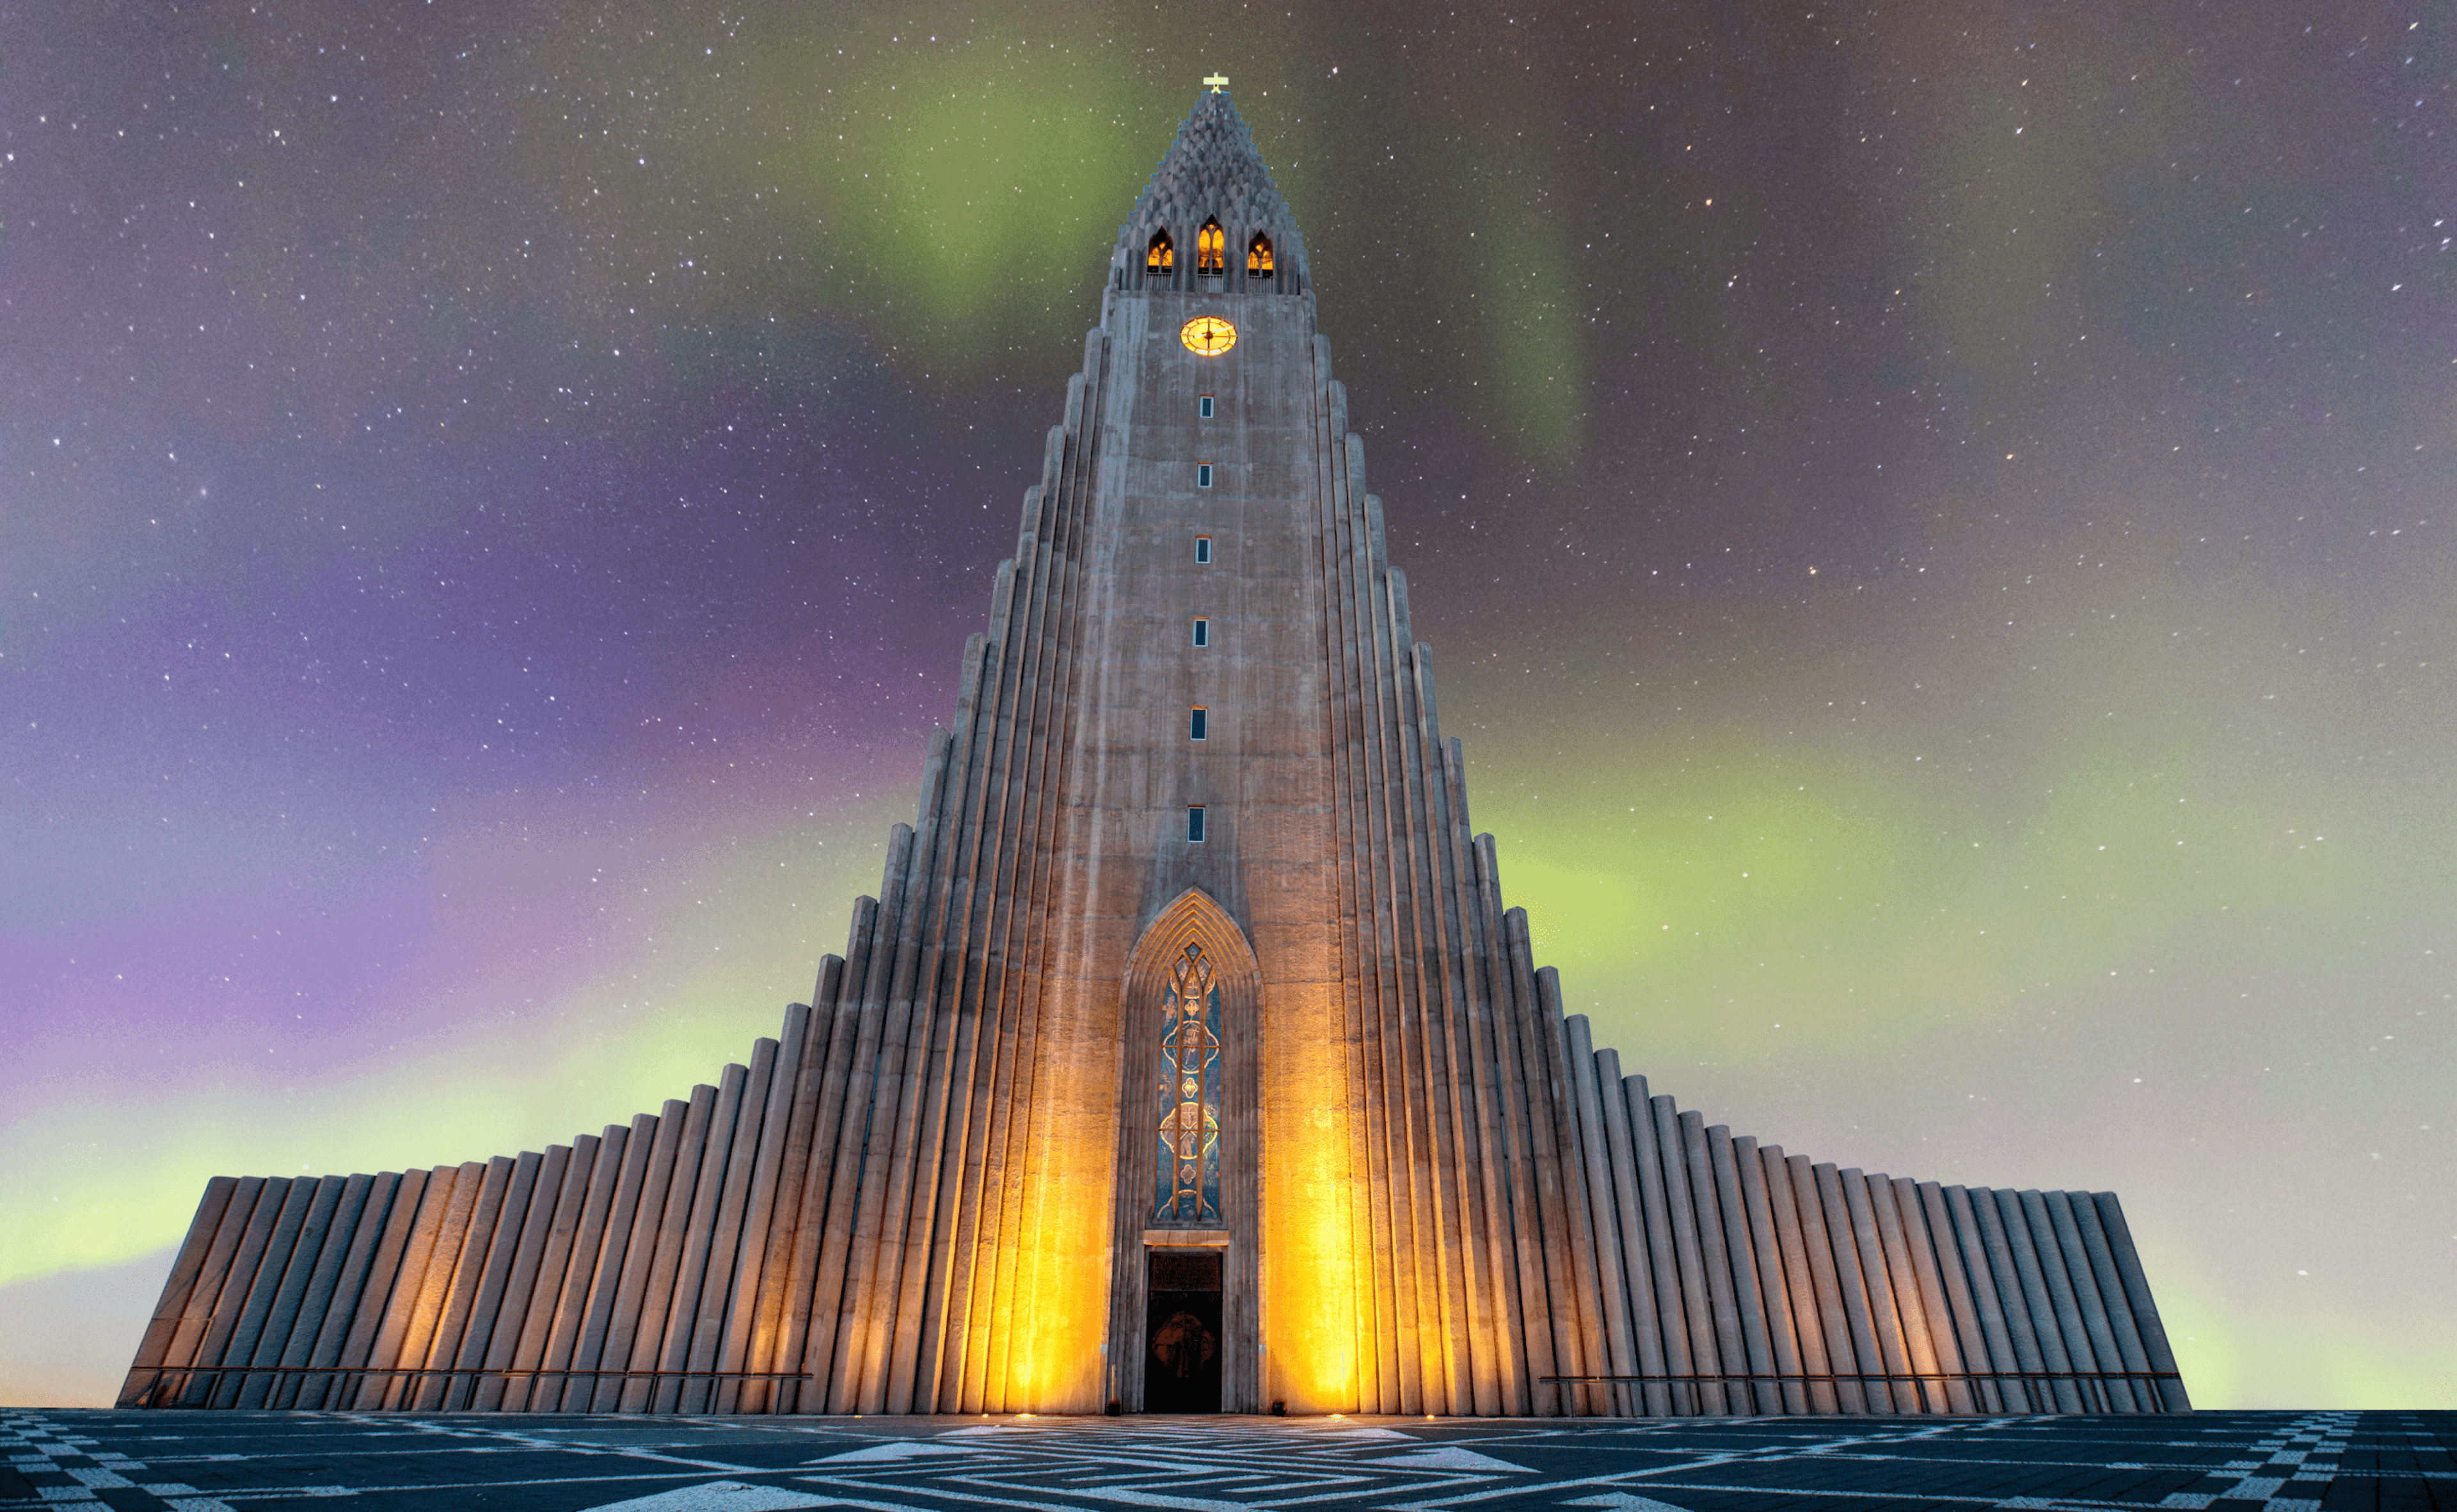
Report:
4,1408,2451,1511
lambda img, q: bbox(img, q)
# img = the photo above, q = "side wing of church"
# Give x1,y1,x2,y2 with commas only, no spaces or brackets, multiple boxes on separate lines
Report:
120,90,2189,1419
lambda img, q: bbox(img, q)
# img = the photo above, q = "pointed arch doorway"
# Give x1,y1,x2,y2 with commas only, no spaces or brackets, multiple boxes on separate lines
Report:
1106,889,1262,1413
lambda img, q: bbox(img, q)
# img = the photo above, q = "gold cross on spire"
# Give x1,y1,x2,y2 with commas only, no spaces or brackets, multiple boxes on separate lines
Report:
1202,74,1229,92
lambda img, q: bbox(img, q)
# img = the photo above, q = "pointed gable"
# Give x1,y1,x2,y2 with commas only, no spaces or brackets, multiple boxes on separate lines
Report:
1111,90,1308,295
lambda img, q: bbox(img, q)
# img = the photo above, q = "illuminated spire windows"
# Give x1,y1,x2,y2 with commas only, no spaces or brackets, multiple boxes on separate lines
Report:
1196,218,1226,276
1147,228,1175,274
1247,233,1274,277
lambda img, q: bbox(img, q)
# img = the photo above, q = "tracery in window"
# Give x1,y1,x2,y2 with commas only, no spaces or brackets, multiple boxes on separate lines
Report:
1196,218,1226,276
1247,233,1274,277
1147,228,1174,273
1153,943,1223,1224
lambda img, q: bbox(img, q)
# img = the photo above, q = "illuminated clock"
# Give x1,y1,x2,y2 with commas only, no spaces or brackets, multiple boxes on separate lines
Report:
1180,315,1237,356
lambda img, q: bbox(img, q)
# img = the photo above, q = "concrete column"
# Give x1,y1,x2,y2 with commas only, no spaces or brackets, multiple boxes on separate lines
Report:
452,1155,548,1416
403,1160,494,1410
1877,1175,1973,1413
1762,1150,1841,1413
2017,1189,2108,1410
296,1172,397,1410
1865,1175,1947,1411
1477,837,1558,1416
1537,969,1612,1415
1987,1188,2081,1412
2065,1193,2158,1413
367,1165,470,1410
504,1136,597,1411
358,1170,461,1406
2092,1193,2191,1412
232,1175,346,1408
119,1177,241,1407
2040,1190,2133,1412
1837,1170,1919,1412
619,1085,719,1412
1625,1078,1699,1415
802,828,917,1406
474,1144,572,1411
651,1066,751,1413
1562,1019,1639,1416
589,1104,687,1412
684,1043,779,1413
1810,1164,1888,1413
741,969,845,1414
1911,1181,1996,1413
1652,1099,1724,1413
1678,1111,1747,1414
1594,1051,1673,1417
1506,909,1585,1416
340,1166,436,1408
195,1175,301,1407
559,1119,653,1411
1707,1127,1780,1414
1733,1138,1809,1415
1940,1185,2026,1412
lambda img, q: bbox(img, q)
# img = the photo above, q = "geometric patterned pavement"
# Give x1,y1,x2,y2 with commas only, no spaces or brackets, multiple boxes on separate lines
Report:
6,1408,2451,1512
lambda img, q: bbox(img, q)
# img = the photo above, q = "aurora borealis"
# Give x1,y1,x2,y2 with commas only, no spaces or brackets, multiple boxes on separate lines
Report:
4,0,2452,1410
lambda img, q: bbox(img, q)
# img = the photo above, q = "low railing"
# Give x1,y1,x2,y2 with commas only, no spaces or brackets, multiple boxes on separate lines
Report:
122,1364,813,1412
1541,1369,2188,1415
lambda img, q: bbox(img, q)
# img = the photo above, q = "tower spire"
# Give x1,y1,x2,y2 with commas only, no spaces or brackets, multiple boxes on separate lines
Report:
1111,88,1306,296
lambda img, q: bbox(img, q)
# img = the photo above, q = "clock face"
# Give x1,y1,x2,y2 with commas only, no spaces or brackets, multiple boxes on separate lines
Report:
1180,315,1237,356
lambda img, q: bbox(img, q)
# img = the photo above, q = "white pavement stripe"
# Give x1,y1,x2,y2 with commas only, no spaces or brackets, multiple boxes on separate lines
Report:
578,1481,843,1511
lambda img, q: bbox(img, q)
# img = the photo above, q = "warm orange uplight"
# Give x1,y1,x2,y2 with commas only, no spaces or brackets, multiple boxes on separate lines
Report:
1147,228,1174,273
1248,232,1274,276
1197,218,1225,275
1259,970,1362,1414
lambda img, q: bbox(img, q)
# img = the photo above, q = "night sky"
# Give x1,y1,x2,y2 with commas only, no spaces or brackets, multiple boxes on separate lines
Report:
5,3,2452,1410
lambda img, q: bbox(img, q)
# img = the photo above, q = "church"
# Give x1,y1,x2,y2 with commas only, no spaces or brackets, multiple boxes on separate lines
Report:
120,86,2188,1420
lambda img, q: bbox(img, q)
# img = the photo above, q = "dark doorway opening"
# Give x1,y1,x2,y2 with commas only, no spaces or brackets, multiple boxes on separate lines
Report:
1145,1248,1222,1413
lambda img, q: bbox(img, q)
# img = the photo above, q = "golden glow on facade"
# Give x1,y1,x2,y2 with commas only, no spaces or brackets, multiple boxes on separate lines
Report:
1196,218,1226,275
1180,316,1237,356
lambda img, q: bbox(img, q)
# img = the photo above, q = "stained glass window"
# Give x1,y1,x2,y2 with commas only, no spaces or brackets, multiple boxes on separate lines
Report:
1153,943,1223,1225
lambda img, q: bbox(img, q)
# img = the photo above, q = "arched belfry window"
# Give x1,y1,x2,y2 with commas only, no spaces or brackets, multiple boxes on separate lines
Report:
1196,218,1226,276
1154,944,1223,1223
1247,232,1274,278
1147,228,1174,275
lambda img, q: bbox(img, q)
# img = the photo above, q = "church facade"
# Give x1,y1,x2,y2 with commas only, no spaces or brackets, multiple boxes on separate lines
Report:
122,90,2189,1419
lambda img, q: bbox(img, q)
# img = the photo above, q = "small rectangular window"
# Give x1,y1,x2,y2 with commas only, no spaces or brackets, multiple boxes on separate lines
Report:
1198,395,1215,419
1194,536,1213,563
1196,463,1213,489
1191,617,1209,648
1189,706,1208,741
1186,806,1206,843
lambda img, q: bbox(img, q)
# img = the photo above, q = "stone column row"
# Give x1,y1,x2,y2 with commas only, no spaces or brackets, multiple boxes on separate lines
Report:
1557,1030,2192,1415
122,331,1120,1417
1306,337,1610,1417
